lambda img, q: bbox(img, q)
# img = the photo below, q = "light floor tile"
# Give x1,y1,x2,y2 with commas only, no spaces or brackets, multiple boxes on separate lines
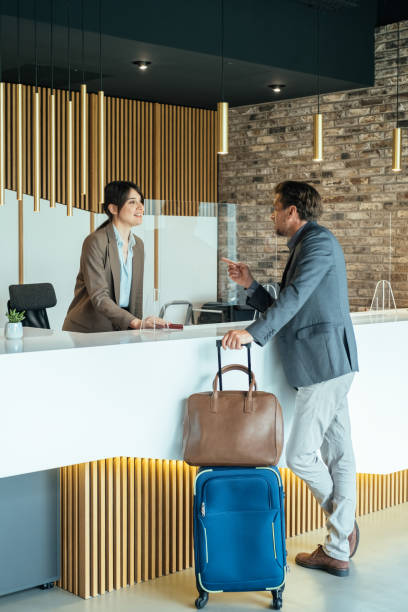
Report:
0,503,407,612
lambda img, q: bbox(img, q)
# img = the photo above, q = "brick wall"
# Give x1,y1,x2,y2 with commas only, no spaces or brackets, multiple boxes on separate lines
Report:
218,21,408,311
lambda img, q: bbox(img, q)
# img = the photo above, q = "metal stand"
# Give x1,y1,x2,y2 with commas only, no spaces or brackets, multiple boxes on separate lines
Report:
369,280,397,311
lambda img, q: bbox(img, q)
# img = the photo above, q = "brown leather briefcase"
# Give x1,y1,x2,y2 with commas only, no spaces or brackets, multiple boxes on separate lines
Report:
183,343,284,467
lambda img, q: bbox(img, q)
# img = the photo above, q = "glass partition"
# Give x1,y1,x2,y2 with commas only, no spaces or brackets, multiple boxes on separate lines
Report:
133,200,218,325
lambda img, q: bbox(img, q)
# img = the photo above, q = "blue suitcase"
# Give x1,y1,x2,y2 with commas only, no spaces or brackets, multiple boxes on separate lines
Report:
193,466,287,610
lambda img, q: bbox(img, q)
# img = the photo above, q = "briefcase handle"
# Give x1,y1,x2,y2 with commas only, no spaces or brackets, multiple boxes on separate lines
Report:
212,365,257,392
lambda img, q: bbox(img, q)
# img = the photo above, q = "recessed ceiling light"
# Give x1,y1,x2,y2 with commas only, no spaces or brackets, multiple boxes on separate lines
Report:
268,84,285,93
132,60,151,71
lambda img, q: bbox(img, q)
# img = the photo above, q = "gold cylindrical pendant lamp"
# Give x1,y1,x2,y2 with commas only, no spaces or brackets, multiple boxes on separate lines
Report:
49,92,56,208
217,101,228,155
16,83,23,201
33,90,40,212
0,82,5,206
313,113,323,162
80,83,87,197
98,90,105,206
67,96,73,216
392,127,402,172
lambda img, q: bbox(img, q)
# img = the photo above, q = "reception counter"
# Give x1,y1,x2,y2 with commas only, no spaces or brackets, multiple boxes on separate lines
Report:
1,312,408,598
1,311,408,477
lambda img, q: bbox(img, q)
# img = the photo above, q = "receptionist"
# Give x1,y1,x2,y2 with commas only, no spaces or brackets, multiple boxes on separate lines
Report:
63,180,166,333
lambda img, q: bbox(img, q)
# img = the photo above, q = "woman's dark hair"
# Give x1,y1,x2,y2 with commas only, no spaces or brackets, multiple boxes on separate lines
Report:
97,181,144,229
275,180,323,221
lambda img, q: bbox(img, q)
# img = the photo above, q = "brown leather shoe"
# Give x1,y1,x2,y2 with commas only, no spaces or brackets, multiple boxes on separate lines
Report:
295,545,349,577
348,520,360,559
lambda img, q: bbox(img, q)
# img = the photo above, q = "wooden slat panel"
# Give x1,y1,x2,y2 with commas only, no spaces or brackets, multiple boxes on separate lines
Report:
67,466,73,592
23,85,29,196
141,458,149,581
170,460,177,573
163,459,170,577
155,459,163,578
6,84,12,190
149,459,157,580
176,461,184,571
60,462,408,600
135,457,142,584
127,457,135,587
74,92,80,208
189,465,196,564
183,462,190,569
105,458,114,592
98,459,106,594
90,461,98,597
113,457,121,590
62,466,68,589
120,457,128,588
78,463,90,599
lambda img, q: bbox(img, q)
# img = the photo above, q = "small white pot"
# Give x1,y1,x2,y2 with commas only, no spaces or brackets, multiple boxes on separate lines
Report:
5,338,24,353
5,321,23,339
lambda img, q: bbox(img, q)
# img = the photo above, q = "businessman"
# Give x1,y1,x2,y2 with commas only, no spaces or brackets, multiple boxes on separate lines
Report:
222,180,359,577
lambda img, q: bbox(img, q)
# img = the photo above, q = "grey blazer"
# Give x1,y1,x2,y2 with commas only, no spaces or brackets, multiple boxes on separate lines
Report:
63,222,144,333
246,222,358,388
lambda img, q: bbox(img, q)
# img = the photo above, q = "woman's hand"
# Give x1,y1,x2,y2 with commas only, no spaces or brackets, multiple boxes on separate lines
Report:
142,316,168,329
129,318,142,330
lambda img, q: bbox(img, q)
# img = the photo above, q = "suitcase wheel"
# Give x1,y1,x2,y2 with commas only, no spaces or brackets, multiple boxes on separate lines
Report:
270,586,284,609
195,590,209,609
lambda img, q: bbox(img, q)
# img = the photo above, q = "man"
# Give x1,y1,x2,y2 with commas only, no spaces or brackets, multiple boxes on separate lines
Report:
222,180,359,577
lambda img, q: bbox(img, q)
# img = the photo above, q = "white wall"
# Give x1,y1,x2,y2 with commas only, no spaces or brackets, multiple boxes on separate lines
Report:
0,191,217,329
23,197,104,330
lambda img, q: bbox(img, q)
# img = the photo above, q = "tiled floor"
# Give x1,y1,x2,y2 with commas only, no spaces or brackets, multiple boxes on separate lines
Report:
1,503,407,612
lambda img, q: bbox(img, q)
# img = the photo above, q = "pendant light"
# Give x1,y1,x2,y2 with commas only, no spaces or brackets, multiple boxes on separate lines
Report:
217,0,228,155
49,0,56,208
98,0,105,207
66,0,73,216
33,0,40,212
392,22,401,172
0,6,5,206
80,0,87,202
16,0,23,203
313,3,323,162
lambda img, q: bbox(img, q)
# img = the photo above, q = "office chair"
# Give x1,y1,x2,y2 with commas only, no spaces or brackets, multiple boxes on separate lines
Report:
159,300,193,325
8,283,57,329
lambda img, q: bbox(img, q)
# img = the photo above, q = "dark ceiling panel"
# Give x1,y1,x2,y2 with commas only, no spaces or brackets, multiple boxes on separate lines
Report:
294,0,360,9
0,0,378,108
376,0,408,26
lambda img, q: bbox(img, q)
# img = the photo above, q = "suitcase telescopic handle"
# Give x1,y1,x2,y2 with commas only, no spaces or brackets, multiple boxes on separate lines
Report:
216,339,252,390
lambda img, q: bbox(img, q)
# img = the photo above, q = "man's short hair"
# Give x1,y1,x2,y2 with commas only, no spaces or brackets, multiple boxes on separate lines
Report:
275,180,323,221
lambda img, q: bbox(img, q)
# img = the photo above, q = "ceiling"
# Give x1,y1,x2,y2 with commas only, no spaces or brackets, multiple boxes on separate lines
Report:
0,0,405,110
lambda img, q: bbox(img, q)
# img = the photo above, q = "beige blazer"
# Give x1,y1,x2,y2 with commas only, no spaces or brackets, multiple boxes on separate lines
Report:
63,222,144,333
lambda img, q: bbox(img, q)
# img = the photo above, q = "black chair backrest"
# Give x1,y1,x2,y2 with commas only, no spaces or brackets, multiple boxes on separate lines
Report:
8,283,57,329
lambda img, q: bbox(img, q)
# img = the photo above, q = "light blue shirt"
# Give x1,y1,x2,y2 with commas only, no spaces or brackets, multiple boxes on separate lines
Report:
113,225,135,308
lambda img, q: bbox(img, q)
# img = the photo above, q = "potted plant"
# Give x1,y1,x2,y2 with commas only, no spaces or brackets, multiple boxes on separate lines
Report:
5,309,25,339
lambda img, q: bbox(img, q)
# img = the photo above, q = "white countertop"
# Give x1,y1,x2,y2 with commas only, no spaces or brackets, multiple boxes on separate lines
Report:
1,309,408,356
0,321,250,356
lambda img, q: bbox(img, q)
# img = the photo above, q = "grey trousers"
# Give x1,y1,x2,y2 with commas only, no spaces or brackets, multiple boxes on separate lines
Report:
286,372,356,561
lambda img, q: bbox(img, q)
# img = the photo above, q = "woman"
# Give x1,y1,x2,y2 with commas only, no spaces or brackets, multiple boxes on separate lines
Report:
63,180,165,333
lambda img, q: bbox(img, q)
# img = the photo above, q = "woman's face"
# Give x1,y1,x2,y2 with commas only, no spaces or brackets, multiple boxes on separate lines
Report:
111,188,144,227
